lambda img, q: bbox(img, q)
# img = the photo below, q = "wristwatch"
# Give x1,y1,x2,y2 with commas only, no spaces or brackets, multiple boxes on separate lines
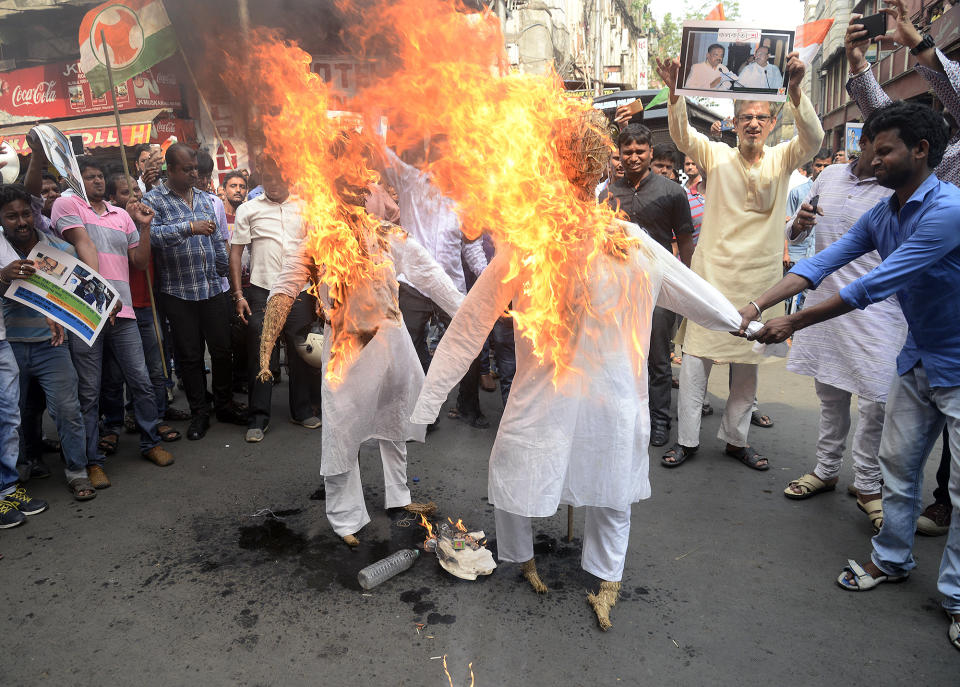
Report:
910,34,935,56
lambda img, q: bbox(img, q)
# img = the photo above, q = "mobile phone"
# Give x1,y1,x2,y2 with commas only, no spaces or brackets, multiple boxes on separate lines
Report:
69,134,85,156
859,13,887,41
807,194,820,214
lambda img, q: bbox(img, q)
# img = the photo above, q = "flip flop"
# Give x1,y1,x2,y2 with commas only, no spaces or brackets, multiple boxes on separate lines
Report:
725,445,769,471
750,411,774,428
837,559,908,591
661,443,698,468
784,473,836,499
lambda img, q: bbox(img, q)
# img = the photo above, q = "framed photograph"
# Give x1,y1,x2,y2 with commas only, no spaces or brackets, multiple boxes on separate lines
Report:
677,20,795,101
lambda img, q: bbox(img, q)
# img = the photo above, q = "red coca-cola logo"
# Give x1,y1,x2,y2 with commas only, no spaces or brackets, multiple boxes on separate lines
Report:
11,81,57,108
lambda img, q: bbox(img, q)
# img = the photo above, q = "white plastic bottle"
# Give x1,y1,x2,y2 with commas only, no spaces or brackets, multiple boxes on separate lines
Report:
357,549,420,590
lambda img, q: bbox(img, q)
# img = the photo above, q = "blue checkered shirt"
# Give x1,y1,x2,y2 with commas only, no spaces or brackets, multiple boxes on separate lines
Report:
143,181,229,301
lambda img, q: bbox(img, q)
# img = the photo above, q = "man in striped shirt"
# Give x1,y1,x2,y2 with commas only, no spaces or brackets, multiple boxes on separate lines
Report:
52,157,174,488
780,124,905,535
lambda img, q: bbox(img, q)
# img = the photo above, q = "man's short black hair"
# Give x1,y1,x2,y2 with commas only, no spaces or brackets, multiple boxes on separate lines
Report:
707,43,724,54
814,149,832,161
221,170,246,187
617,123,653,150
865,101,949,168
76,156,103,175
197,150,215,176
133,144,151,158
41,173,59,186
652,142,679,163
0,183,32,213
165,142,196,170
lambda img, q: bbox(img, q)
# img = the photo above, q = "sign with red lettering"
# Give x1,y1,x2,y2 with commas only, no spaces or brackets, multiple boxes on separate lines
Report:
0,57,181,125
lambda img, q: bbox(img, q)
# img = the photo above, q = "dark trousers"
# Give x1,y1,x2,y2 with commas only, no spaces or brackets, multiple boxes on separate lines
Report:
398,282,480,417
649,306,676,429
246,285,321,429
161,291,233,418
491,318,516,406
934,426,953,507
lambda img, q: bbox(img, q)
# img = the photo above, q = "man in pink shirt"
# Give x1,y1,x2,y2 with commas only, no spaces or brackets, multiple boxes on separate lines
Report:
52,157,174,489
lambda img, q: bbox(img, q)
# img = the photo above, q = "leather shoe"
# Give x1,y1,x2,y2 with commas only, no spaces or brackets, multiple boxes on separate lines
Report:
216,403,249,426
187,415,210,441
650,424,670,447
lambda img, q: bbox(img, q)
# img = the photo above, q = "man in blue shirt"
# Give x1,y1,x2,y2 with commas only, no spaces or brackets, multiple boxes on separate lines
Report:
737,102,960,651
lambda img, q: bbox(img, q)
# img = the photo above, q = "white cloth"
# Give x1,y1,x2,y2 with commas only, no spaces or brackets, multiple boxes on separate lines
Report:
786,162,906,402
685,62,730,90
0,235,19,340
412,221,761,517
271,226,463,476
677,354,758,448
738,62,783,89
325,439,410,537
495,506,631,582
380,149,487,294
788,169,809,191
812,379,885,494
231,194,305,291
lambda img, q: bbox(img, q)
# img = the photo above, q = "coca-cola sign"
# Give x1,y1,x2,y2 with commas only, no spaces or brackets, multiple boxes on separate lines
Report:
11,81,57,108
0,57,181,125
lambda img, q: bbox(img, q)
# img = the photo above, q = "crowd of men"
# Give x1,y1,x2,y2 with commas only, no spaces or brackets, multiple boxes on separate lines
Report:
0,0,958,650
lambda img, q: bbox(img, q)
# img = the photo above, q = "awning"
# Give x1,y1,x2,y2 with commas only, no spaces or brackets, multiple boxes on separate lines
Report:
0,108,170,153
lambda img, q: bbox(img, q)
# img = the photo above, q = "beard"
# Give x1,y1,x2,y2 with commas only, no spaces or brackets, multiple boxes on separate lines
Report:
739,138,764,156
876,164,910,189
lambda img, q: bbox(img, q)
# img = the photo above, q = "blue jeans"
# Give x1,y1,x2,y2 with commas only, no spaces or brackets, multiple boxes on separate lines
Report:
0,341,22,495
101,307,169,432
69,318,161,465
491,317,515,406
870,365,960,612
11,340,87,480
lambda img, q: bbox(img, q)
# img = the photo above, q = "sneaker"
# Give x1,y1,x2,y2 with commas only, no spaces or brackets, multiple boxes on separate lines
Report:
0,499,26,528
918,502,952,536
142,446,175,467
87,465,111,489
245,427,266,443
4,485,48,515
291,416,321,429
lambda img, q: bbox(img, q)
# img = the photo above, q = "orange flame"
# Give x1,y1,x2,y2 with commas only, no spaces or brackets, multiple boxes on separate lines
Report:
447,517,468,533
419,513,435,546
222,1,652,385
442,655,475,687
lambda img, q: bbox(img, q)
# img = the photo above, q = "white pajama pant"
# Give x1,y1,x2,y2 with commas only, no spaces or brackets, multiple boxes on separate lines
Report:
494,506,631,582
812,379,885,494
678,353,758,448
324,439,411,537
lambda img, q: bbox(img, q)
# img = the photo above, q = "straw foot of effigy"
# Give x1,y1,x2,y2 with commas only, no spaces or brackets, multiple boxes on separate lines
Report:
520,558,549,594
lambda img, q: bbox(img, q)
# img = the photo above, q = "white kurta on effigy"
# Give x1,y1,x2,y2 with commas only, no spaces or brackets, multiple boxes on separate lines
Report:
270,225,463,477
412,222,768,518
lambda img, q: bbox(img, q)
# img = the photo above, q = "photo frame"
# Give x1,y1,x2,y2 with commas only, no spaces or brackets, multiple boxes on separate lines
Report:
677,20,795,102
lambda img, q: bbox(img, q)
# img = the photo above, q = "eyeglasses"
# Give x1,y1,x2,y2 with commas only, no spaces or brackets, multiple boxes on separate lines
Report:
736,114,773,124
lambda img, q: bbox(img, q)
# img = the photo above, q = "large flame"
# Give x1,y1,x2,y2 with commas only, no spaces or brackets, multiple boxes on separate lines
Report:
222,0,651,384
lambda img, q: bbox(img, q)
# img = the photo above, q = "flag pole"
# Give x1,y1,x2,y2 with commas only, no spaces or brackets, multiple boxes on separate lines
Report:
175,46,235,170
101,30,169,380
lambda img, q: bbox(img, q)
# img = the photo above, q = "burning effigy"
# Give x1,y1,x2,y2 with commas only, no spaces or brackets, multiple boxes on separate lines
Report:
420,516,496,581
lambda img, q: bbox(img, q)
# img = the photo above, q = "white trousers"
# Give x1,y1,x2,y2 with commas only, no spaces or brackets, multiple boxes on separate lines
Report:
678,354,758,448
324,439,411,537
812,379,885,493
494,506,631,582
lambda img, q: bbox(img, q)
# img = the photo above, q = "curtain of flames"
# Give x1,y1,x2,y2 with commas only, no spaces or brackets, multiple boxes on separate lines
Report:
224,0,651,383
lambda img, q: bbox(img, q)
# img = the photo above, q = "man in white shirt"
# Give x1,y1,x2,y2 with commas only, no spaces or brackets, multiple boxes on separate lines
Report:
685,44,733,91
230,158,321,442
738,46,784,90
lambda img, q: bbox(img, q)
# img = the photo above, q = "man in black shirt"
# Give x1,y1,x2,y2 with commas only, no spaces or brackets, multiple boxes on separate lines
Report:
603,124,694,446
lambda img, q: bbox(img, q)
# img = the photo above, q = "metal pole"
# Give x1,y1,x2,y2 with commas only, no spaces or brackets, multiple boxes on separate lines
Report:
101,30,169,378
567,505,574,542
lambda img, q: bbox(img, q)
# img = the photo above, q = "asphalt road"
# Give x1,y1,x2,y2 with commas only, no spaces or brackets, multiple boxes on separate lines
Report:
5,359,957,686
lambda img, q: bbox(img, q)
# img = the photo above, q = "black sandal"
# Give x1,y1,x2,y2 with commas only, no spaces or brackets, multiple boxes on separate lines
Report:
750,410,774,428
725,446,769,471
661,443,698,468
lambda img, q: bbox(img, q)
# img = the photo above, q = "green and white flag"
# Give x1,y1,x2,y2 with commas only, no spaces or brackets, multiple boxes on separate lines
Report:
79,0,178,97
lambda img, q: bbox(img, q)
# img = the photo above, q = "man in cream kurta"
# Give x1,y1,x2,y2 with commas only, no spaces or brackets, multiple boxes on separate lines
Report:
658,51,823,470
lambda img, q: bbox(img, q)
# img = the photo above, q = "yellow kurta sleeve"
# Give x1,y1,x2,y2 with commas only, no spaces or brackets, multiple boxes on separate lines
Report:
779,93,826,173
667,96,718,173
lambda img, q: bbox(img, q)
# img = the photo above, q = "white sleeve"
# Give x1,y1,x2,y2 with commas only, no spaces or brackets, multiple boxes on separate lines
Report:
461,237,488,278
268,243,313,300
391,233,464,317
411,252,515,424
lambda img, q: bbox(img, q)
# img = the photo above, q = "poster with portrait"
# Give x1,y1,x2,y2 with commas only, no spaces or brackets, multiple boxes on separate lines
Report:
845,122,864,158
31,123,87,203
6,243,119,345
677,21,795,101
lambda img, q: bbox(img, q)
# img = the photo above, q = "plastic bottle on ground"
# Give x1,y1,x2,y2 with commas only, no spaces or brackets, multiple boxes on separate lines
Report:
357,549,420,590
